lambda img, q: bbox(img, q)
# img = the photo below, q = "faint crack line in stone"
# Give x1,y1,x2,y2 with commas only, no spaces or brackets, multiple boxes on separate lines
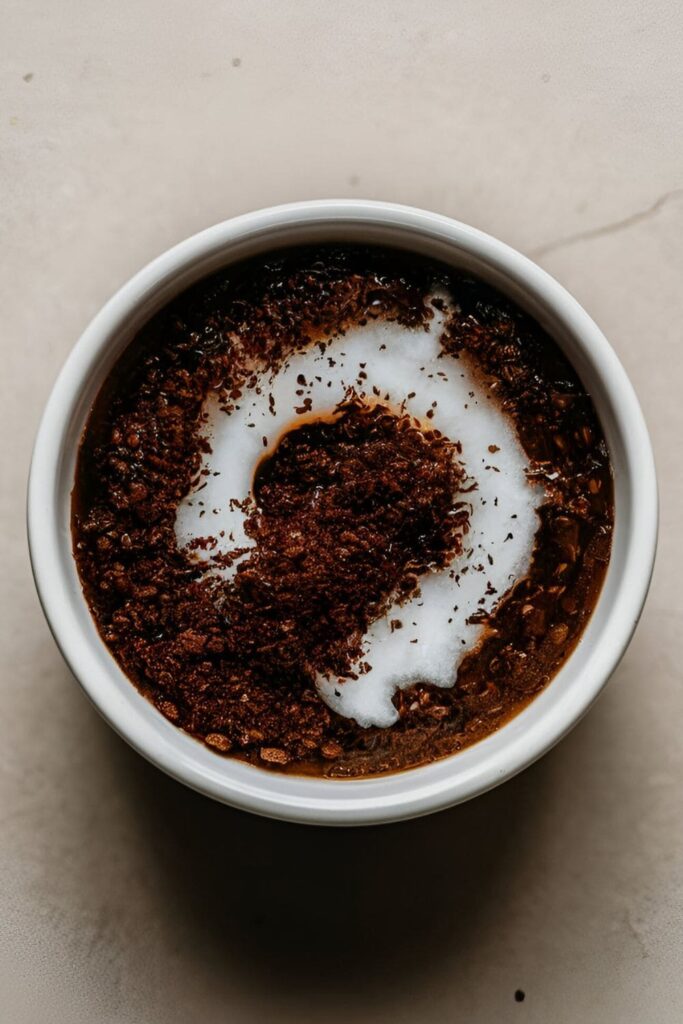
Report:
530,187,683,259
624,909,650,960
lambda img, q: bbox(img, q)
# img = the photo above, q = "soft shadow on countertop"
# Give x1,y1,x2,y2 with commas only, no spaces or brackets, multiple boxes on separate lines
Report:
104,710,555,998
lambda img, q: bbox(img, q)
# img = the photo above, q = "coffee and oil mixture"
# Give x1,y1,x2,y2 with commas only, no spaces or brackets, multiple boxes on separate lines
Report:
72,246,613,777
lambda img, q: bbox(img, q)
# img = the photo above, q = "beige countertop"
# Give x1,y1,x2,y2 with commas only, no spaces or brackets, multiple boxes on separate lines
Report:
2,2,682,1020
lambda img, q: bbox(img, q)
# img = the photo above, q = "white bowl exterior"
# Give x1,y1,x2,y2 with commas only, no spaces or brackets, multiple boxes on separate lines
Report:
27,201,657,825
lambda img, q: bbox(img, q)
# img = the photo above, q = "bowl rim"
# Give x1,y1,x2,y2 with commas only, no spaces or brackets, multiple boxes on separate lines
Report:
27,199,658,825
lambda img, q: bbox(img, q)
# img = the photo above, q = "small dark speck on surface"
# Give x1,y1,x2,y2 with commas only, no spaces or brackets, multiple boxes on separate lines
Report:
23,72,34,82
348,174,360,186
232,57,242,67
515,989,526,1002
541,72,550,82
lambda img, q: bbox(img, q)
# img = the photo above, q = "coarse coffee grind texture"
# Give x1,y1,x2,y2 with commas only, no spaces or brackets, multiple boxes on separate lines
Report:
72,246,613,777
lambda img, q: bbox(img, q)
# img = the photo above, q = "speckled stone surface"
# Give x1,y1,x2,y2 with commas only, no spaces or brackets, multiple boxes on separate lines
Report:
2,2,682,1020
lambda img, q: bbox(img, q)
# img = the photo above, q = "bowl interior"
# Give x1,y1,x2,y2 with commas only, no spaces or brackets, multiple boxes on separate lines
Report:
28,202,656,825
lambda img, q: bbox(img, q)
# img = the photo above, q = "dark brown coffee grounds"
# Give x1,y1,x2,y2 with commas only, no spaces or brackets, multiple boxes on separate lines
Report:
72,246,613,777
222,398,468,683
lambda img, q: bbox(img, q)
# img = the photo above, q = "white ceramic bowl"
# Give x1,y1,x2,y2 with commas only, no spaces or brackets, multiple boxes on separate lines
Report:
27,200,657,826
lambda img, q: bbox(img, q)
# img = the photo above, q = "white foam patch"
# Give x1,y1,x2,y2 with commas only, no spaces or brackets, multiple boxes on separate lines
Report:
175,296,545,728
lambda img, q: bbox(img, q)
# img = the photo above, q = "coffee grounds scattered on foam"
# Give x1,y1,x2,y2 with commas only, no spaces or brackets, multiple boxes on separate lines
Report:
218,397,469,688
72,246,613,776
176,295,544,728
